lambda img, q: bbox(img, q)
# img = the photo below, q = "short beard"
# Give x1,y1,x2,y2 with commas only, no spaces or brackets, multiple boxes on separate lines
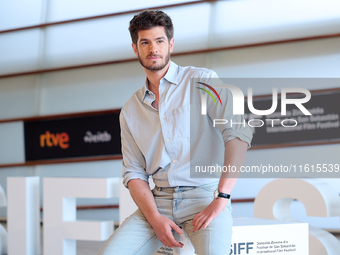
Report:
138,49,171,72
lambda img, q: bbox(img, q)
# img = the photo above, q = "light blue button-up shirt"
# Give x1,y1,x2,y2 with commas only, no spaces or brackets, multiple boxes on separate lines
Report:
120,61,252,188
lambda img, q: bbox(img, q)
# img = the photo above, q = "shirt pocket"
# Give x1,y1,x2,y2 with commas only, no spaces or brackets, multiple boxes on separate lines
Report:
171,103,207,138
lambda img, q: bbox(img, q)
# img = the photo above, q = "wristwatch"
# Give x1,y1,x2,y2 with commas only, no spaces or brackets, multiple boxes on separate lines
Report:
214,189,230,199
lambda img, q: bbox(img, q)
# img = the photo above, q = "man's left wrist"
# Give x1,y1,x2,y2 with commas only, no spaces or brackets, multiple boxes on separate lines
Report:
214,189,230,200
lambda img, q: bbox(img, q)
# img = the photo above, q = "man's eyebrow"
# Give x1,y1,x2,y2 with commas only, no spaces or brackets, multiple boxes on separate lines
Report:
139,36,166,42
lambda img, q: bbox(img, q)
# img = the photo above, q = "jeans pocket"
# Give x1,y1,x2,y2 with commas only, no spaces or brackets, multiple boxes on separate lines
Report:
198,181,218,192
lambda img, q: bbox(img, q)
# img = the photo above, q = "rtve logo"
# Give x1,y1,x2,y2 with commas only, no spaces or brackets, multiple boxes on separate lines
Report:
40,131,69,149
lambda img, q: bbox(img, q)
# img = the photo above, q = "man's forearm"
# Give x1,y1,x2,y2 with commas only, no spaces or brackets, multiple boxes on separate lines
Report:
192,138,248,231
218,138,248,194
127,179,184,248
127,179,160,222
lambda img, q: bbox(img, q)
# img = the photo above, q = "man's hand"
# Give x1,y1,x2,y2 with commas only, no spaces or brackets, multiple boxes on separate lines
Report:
149,214,184,248
192,198,228,232
128,180,183,248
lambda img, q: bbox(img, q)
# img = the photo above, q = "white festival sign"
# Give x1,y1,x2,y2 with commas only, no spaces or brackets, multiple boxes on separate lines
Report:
1,177,339,254
254,178,340,255
5,177,119,255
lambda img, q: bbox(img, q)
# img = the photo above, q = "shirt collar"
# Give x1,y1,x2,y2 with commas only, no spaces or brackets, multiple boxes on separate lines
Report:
142,61,179,101
163,61,179,85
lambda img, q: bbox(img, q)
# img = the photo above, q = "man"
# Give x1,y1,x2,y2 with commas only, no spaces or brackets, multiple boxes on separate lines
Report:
98,10,252,255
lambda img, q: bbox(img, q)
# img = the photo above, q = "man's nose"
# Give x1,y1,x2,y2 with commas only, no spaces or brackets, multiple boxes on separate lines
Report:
149,43,158,53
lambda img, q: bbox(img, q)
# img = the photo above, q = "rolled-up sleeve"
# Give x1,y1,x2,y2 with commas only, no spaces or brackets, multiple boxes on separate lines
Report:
120,112,149,188
204,72,253,148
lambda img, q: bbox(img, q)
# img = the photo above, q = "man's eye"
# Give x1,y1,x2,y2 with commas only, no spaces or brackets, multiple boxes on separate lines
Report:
158,40,164,43
141,42,148,45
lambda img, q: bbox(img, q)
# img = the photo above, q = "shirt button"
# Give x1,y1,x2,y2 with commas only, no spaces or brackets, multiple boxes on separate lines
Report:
171,159,176,164
170,180,174,184
161,115,165,119
166,139,170,142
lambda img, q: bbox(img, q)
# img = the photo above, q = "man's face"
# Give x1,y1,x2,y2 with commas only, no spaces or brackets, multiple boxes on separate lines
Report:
132,26,174,72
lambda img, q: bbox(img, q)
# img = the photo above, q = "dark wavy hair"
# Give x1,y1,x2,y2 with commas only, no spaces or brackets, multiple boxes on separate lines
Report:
129,10,174,45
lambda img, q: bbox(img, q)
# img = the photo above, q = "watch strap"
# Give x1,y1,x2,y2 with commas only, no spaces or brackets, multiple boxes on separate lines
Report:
217,192,230,199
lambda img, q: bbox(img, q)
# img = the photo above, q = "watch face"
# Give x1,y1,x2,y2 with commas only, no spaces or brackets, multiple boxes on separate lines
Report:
214,189,219,199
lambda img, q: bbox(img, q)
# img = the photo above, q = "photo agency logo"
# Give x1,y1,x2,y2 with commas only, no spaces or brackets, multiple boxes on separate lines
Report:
197,82,312,128
196,82,223,107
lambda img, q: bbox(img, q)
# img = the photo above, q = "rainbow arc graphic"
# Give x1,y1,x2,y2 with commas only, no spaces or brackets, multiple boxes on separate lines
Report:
196,82,222,106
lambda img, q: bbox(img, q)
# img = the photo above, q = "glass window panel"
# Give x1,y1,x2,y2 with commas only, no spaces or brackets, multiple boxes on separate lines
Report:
209,37,340,79
173,54,209,69
0,122,25,164
166,4,211,53
39,62,145,115
0,0,42,31
0,76,38,119
35,160,123,178
0,29,40,75
47,0,197,22
43,4,211,68
43,15,134,68
211,0,340,48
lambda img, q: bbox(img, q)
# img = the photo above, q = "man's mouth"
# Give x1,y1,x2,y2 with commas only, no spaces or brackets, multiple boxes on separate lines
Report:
147,55,161,60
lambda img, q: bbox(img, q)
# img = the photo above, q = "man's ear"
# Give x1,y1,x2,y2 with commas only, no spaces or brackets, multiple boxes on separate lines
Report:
169,37,175,53
132,43,138,57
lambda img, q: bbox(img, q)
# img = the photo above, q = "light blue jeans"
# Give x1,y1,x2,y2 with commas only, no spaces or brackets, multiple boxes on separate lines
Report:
97,182,233,255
